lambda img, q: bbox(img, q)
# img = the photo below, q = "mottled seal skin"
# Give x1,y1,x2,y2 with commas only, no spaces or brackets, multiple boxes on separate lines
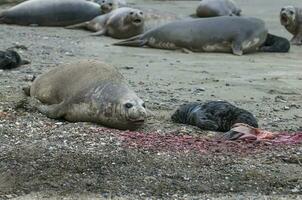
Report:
26,60,147,130
0,0,101,26
196,0,241,17
0,50,29,70
66,7,144,39
259,33,290,53
114,16,268,55
171,101,258,132
280,6,302,45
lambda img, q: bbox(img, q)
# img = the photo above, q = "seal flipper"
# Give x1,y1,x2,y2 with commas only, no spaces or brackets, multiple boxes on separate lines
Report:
196,119,219,131
38,102,67,119
113,35,147,47
259,33,290,52
231,41,243,56
90,28,106,36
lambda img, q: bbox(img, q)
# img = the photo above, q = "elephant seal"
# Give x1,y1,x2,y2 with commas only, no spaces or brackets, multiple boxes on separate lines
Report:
115,16,268,55
196,0,241,17
92,0,126,13
280,6,302,45
258,33,290,53
0,0,101,26
66,7,144,39
93,0,127,10
0,50,30,70
171,101,258,132
25,60,147,130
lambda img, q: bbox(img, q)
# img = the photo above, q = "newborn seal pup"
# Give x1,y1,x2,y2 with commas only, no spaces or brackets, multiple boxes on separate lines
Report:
25,60,147,130
280,6,302,45
66,7,144,39
259,33,290,53
171,101,258,132
0,0,101,26
115,16,267,55
0,50,30,69
196,0,241,17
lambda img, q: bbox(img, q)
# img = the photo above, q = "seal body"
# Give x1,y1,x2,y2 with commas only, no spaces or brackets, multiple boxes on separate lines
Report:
196,0,241,17
0,50,29,69
171,101,258,132
115,16,268,55
66,7,144,39
280,6,302,45
0,0,101,26
28,60,147,130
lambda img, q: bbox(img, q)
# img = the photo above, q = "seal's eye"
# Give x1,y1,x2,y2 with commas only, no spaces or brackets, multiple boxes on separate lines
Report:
130,12,134,15
102,0,105,3
140,12,143,15
281,8,285,12
109,3,113,6
125,103,133,109
142,103,146,108
289,10,294,15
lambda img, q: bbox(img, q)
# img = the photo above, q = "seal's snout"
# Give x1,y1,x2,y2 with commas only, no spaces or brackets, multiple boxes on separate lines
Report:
130,10,144,26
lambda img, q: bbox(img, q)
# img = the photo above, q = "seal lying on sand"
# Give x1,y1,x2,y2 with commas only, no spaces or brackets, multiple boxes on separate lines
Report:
93,0,127,9
66,7,144,39
0,50,30,69
115,16,268,55
0,0,101,26
115,16,290,55
196,0,241,17
92,0,126,13
24,60,147,130
171,101,258,132
280,6,302,45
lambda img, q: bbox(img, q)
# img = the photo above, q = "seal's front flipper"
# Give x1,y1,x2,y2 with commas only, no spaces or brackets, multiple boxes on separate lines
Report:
259,33,290,52
290,33,302,45
90,29,106,36
38,102,67,119
113,35,147,47
196,119,219,131
231,42,243,56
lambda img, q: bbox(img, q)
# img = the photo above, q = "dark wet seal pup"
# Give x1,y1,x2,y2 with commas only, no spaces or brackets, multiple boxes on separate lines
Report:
114,16,268,55
171,101,258,132
24,60,147,130
280,6,302,45
66,7,144,39
259,33,290,53
0,50,30,70
0,0,101,26
196,0,241,17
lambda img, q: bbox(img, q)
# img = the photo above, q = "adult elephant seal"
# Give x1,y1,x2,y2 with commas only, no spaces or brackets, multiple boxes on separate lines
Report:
24,60,147,130
115,16,268,55
280,6,302,45
196,0,241,17
0,0,102,26
66,7,144,39
93,0,127,10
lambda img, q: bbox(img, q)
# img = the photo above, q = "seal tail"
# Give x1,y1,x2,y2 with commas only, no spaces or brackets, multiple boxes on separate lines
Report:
113,35,147,47
259,33,290,53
